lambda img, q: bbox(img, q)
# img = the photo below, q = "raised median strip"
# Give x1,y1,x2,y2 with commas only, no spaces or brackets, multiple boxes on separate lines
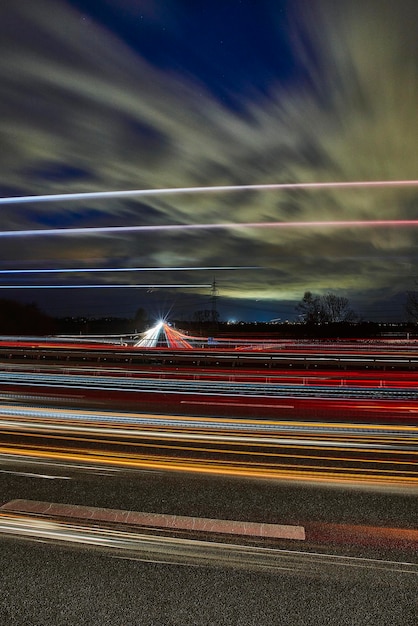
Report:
0,499,305,540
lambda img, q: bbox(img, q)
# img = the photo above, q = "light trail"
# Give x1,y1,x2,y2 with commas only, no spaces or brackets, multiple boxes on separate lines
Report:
2,361,418,388
3,416,416,452
0,469,71,479
0,265,256,275
2,508,417,575
0,284,210,289
1,368,417,401
1,403,417,488
1,220,418,238
1,179,418,206
2,501,418,576
0,443,416,488
136,321,167,348
1,404,417,436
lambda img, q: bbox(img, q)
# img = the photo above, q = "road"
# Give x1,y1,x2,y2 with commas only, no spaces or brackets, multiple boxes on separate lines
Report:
2,338,418,370
0,344,417,624
0,361,417,421
1,537,416,626
0,467,417,625
0,403,417,487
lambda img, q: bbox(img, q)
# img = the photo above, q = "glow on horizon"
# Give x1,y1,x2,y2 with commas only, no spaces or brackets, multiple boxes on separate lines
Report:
1,220,418,238
1,179,418,205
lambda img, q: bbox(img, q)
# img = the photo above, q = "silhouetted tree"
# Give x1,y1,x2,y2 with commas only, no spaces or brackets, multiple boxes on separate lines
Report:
296,292,357,324
133,307,148,331
295,291,323,324
193,309,219,323
321,293,357,323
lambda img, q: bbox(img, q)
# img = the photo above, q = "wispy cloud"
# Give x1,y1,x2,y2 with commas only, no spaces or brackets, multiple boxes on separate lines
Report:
0,0,417,319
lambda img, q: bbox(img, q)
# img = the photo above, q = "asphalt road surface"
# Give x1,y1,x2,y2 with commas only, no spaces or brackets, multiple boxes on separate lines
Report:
0,466,417,625
1,537,417,626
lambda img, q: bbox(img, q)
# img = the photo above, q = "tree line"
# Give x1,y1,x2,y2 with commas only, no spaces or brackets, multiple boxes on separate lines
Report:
1,292,418,337
295,291,357,324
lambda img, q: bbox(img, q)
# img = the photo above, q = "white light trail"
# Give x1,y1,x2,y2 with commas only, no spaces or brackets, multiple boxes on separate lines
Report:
1,220,418,238
0,284,211,289
135,321,166,348
0,266,256,274
1,179,418,205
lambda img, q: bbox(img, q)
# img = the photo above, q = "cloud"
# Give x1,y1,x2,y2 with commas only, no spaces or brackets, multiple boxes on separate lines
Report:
0,0,417,320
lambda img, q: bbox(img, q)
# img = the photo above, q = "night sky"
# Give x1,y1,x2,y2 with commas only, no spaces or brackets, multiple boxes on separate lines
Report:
1,0,418,322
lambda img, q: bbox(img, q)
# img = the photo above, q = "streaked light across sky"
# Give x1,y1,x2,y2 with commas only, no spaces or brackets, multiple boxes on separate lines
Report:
1,0,418,321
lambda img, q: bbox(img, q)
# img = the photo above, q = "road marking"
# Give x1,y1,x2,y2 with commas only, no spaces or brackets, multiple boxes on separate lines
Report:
0,469,71,479
0,499,305,540
180,401,295,408
0,510,417,576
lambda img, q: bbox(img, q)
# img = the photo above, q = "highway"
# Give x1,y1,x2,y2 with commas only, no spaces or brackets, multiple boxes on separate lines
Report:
0,360,417,422
0,350,417,487
4,359,418,384
1,368,418,399
0,341,417,624
2,338,418,370
0,402,417,487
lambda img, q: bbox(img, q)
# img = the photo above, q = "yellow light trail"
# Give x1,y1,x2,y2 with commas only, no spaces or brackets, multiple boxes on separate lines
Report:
1,444,417,487
1,427,417,463
1,404,417,487
1,438,417,488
